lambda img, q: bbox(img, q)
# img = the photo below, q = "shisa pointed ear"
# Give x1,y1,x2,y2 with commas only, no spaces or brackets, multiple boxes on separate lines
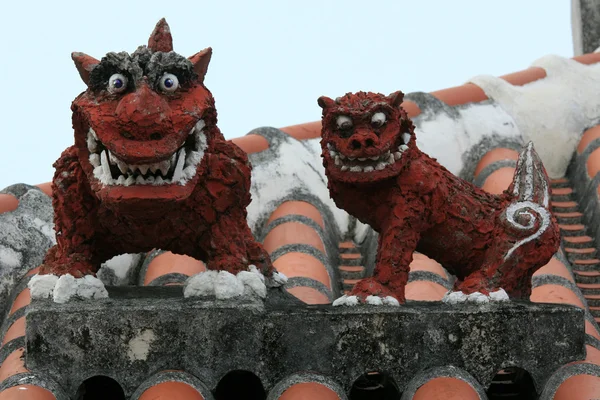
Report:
71,52,99,85
148,18,173,52
317,96,337,110
188,47,212,84
387,91,404,108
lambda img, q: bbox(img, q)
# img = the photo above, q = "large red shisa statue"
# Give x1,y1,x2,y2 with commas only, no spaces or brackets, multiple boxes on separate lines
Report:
318,91,560,305
33,20,282,300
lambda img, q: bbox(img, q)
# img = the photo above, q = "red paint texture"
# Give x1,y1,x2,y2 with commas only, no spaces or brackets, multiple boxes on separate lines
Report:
319,91,559,303
40,21,273,278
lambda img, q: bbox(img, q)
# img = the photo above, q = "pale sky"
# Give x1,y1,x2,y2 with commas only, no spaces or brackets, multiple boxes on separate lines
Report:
0,0,572,189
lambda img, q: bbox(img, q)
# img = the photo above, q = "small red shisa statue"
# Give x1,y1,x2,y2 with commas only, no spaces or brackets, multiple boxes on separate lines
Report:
318,91,560,305
31,19,284,301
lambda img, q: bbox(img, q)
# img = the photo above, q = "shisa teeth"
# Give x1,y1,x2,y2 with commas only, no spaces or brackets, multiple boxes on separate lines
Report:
88,119,208,186
328,143,410,173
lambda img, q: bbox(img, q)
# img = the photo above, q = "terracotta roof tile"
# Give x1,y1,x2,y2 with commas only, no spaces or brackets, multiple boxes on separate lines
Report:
138,381,205,399
553,374,600,400
0,348,28,382
0,194,18,214
412,377,480,400
0,385,55,400
231,134,270,154
431,83,488,106
8,288,30,317
142,252,206,286
473,148,519,178
278,382,341,400
499,66,547,86
2,317,25,345
577,125,600,154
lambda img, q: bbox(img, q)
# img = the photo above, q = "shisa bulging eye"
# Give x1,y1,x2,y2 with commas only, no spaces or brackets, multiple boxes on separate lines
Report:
371,112,386,128
336,115,353,130
107,73,128,93
159,73,179,92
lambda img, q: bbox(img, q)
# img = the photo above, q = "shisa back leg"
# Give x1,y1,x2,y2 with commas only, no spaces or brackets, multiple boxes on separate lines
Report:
457,142,560,298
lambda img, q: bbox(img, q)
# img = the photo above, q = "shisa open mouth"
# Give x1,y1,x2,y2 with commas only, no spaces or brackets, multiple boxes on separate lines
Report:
87,119,207,186
327,133,411,173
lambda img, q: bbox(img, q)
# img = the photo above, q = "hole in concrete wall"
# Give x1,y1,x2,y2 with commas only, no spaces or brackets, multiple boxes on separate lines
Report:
487,367,537,400
76,375,125,400
349,371,401,400
214,370,266,400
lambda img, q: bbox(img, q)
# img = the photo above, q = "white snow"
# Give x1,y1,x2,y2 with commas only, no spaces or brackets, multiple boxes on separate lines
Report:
413,102,521,176
126,329,155,362
53,274,108,303
470,55,600,178
28,274,59,299
0,246,22,268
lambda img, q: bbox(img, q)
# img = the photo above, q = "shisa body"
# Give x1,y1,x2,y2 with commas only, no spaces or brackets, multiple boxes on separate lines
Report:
318,91,560,305
32,20,282,300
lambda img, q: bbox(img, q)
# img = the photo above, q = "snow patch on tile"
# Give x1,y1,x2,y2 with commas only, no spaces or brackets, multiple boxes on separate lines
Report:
413,102,521,176
28,274,59,299
0,246,22,269
470,55,600,178
53,274,109,303
126,329,155,362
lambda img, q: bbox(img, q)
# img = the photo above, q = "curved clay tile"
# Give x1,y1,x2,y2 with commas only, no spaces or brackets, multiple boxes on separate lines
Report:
35,183,52,197
263,201,333,304
577,125,600,154
573,52,600,64
0,194,18,214
0,385,56,400
553,374,600,400
231,134,270,154
137,381,205,400
430,83,488,106
533,257,576,283
481,167,517,195
586,147,600,179
142,252,206,286
276,382,343,400
2,317,25,346
8,288,30,317
500,67,547,86
0,348,28,382
279,121,323,140
411,377,481,400
405,254,451,301
473,148,519,178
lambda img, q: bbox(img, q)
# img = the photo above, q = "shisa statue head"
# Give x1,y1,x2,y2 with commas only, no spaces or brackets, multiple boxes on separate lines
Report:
318,91,416,184
70,18,216,203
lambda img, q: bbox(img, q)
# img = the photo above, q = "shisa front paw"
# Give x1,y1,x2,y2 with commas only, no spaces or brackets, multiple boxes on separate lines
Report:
443,288,509,305
28,273,109,304
184,265,285,300
332,294,400,307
